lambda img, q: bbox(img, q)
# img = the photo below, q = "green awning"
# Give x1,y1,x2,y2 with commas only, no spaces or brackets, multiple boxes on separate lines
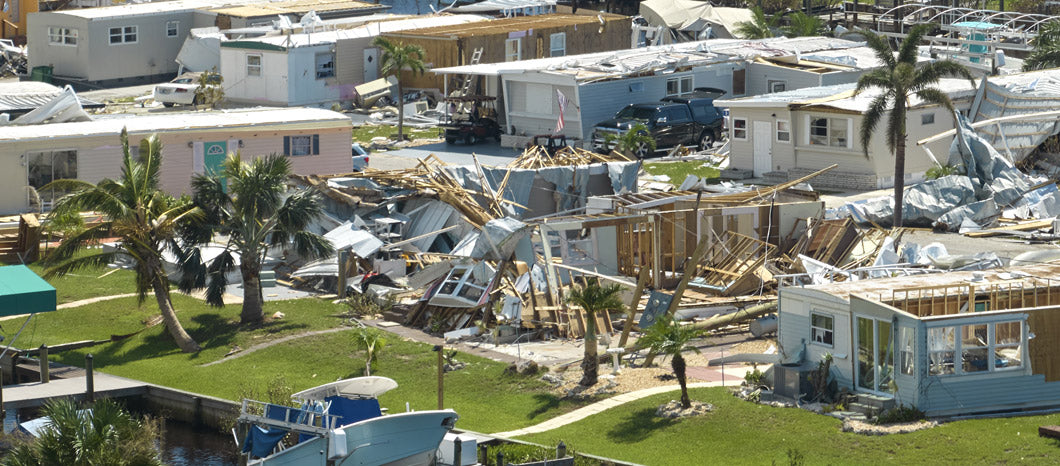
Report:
0,265,56,316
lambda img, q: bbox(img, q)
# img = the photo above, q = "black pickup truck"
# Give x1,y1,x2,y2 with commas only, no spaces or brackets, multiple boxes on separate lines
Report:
591,90,725,158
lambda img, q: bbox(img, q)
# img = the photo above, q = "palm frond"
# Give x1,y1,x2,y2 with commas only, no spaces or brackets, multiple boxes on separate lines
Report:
289,230,334,261
898,23,934,66
910,59,975,91
914,88,955,114
861,95,890,158
861,29,896,69
42,251,119,278
205,249,236,307
41,222,113,267
885,98,907,156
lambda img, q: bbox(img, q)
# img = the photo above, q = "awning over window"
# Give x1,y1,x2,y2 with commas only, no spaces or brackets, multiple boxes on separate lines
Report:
0,265,56,316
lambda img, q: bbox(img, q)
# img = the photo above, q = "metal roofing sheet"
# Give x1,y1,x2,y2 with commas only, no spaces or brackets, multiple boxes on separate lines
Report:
0,82,104,112
234,14,488,47
57,0,252,19
451,0,556,12
0,107,349,142
211,0,382,17
389,13,624,37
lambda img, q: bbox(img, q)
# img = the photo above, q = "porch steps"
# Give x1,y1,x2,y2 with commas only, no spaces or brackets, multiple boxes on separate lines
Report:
849,394,896,418
848,402,880,418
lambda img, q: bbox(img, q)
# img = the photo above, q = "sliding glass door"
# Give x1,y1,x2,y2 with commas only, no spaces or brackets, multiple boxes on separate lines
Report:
856,316,894,393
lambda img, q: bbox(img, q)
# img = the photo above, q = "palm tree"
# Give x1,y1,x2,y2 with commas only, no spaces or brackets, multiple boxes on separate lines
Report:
567,280,624,387
605,123,656,158
1024,20,1060,71
373,37,426,142
734,7,779,40
638,315,704,409
180,153,333,325
354,326,387,376
782,11,827,38
42,130,201,353
855,25,973,228
2,398,163,466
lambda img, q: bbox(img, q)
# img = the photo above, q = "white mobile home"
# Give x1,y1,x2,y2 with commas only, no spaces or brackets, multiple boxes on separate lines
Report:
716,79,976,189
220,15,487,107
432,37,880,147
1,107,352,215
26,0,235,88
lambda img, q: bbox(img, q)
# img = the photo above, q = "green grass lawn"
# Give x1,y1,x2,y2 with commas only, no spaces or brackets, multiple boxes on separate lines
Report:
522,387,1060,465
352,125,442,146
642,161,720,187
11,267,589,433
26,262,138,305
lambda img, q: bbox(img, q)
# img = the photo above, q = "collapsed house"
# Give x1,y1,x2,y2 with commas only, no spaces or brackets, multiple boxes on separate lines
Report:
776,263,1060,417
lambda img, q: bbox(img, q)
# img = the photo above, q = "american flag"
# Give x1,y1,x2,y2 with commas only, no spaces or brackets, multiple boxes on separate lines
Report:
553,89,568,134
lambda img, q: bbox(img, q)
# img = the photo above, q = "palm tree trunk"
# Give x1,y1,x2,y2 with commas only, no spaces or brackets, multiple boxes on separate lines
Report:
893,135,906,228
396,81,405,141
148,262,200,353
580,311,598,387
240,259,264,325
673,353,690,409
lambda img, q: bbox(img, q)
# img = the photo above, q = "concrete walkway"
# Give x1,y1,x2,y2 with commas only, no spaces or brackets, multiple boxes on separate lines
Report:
200,326,356,367
491,381,723,438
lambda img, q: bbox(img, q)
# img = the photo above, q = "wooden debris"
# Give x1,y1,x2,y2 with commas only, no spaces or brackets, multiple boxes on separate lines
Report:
508,145,631,169
964,219,1055,237
689,231,777,297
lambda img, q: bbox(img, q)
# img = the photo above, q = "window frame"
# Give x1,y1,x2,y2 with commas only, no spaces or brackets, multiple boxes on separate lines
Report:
665,75,693,97
810,312,834,348
731,117,748,140
505,38,521,62
921,112,935,125
807,115,851,149
768,80,786,93
315,52,335,79
246,54,262,77
48,27,78,46
776,119,791,143
166,20,179,38
26,149,78,208
283,134,320,157
549,32,566,57
898,326,915,376
928,320,1024,377
108,25,138,45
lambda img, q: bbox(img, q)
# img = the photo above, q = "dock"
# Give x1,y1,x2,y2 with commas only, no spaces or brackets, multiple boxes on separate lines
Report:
3,373,148,410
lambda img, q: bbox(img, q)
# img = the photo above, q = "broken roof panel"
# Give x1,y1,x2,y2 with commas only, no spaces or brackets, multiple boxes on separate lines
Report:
0,82,102,114
970,69,1060,162
222,14,489,48
324,222,384,257
716,78,977,111
388,13,626,38
210,0,385,17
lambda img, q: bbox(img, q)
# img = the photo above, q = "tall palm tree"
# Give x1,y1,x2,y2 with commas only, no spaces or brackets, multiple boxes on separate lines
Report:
855,25,973,228
1024,20,1060,71
734,7,779,39
782,11,827,38
42,130,201,353
180,153,332,325
373,37,426,142
638,315,704,409
2,398,164,466
567,280,624,387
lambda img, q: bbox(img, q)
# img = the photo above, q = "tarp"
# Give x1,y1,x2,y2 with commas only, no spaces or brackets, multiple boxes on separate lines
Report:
0,265,56,316
639,0,753,39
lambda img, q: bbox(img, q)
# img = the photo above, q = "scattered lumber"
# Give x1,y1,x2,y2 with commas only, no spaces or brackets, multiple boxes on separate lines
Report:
964,219,1055,237
508,145,631,169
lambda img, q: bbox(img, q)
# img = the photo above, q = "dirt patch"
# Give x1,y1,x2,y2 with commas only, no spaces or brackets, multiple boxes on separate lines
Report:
548,365,681,397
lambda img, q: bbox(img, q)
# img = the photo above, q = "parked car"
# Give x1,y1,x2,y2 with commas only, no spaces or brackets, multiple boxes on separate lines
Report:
352,143,369,171
154,72,219,107
591,91,726,157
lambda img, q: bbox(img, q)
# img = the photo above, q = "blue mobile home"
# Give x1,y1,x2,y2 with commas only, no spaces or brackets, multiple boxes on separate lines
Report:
777,263,1060,416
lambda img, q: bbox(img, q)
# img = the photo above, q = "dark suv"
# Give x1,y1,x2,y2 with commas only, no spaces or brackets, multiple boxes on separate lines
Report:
591,93,725,157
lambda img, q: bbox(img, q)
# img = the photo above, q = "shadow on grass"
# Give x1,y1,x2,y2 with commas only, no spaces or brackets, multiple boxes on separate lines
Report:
606,407,677,443
527,393,562,420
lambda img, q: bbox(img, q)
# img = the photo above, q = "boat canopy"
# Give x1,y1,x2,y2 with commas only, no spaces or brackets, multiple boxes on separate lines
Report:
292,376,399,401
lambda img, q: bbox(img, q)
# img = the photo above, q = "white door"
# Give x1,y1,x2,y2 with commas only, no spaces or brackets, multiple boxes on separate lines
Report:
752,121,772,177
363,48,379,82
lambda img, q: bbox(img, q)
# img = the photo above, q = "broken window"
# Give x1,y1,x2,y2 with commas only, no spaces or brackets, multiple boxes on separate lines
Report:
994,321,1022,369
928,326,955,375
48,27,77,46
809,116,849,148
435,264,490,304
732,118,747,140
27,150,77,208
315,52,335,79
810,312,833,347
961,324,989,373
899,326,914,376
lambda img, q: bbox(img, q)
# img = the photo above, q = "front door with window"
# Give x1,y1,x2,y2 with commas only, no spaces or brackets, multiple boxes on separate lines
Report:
856,316,894,393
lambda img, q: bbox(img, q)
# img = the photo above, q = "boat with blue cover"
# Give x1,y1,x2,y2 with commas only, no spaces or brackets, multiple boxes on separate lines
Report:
237,376,459,465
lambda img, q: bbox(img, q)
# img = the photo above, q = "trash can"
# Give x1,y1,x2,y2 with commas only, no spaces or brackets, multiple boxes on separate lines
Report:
30,65,52,83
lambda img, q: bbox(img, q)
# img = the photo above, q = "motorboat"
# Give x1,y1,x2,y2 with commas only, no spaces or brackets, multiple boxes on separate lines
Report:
237,376,458,465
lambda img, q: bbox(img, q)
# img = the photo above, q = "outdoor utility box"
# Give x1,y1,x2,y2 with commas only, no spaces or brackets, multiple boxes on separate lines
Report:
773,362,815,401
437,432,476,466
260,270,276,288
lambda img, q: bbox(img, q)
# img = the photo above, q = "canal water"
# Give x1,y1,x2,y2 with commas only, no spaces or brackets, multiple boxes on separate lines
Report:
162,420,239,466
